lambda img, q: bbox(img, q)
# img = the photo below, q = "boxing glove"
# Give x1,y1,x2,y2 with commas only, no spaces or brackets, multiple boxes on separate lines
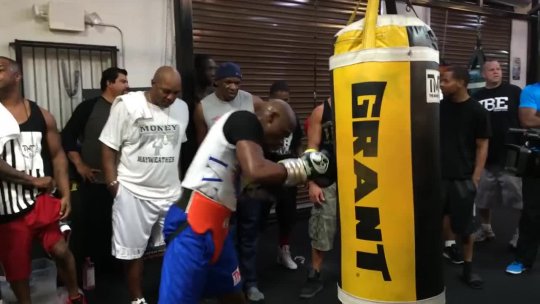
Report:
301,149,330,178
279,150,330,186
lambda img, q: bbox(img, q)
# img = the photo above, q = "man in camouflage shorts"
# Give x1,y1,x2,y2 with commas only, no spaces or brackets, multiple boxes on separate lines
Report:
300,97,338,299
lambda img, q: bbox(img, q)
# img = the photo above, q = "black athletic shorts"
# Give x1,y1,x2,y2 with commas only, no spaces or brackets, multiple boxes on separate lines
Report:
442,179,476,236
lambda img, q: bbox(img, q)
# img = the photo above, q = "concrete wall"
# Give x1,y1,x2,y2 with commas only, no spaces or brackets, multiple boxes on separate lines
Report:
0,0,174,88
0,0,174,126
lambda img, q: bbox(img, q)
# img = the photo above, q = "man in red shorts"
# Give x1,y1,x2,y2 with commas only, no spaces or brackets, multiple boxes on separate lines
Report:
0,56,85,304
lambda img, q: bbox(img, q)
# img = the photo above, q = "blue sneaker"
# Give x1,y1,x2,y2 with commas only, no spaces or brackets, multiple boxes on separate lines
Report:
506,261,527,274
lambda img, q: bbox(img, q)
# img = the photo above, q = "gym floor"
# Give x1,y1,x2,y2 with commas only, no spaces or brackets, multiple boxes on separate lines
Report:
80,205,540,304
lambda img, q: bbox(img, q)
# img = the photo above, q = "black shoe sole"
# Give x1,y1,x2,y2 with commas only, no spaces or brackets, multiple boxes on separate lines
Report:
443,253,464,265
299,286,323,299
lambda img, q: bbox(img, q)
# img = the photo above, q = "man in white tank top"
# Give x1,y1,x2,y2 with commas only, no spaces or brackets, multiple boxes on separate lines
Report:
158,100,331,304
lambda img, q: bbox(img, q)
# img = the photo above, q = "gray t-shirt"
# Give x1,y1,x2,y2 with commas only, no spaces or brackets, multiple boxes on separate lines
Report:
82,98,112,172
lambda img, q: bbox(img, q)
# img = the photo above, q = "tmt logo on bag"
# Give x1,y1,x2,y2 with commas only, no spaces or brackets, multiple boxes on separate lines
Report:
426,69,441,103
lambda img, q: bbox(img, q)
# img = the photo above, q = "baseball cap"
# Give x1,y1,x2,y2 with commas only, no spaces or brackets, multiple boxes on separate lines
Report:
215,62,242,81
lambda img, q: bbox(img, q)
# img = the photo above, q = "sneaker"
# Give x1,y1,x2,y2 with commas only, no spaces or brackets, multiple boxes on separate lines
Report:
473,228,495,242
246,286,264,302
299,269,323,299
277,245,298,270
506,261,527,275
66,293,87,304
461,272,484,289
443,245,464,264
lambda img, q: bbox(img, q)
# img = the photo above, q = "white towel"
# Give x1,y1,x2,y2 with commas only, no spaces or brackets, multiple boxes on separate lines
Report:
112,91,152,122
0,102,20,154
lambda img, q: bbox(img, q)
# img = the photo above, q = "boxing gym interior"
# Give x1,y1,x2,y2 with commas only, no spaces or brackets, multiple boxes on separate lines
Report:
2,0,540,303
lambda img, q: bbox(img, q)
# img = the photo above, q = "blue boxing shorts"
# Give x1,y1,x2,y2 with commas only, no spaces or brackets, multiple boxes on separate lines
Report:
159,204,242,304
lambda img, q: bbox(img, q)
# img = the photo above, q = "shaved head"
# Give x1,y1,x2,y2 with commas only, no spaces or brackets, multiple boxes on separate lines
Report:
152,66,181,84
266,98,296,130
149,66,182,108
255,98,297,149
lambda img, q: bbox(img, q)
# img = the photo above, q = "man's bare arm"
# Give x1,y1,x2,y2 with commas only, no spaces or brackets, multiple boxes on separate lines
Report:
519,108,540,128
307,105,323,150
67,151,84,168
67,151,99,182
306,104,325,202
101,143,119,194
0,159,37,185
253,95,265,106
472,138,489,187
194,102,208,146
236,140,287,184
42,109,69,197
42,108,71,218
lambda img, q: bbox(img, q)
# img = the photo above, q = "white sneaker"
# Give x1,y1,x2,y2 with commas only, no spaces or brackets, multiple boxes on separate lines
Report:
246,286,265,301
277,245,298,270
131,298,148,304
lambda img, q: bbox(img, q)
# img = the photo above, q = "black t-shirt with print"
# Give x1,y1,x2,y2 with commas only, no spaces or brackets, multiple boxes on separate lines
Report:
266,115,303,162
440,98,492,179
473,83,521,166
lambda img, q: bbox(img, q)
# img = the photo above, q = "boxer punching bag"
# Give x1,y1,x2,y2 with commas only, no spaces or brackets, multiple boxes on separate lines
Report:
331,0,445,303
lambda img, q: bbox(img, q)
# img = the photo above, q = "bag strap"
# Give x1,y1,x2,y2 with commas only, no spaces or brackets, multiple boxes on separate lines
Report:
165,188,193,245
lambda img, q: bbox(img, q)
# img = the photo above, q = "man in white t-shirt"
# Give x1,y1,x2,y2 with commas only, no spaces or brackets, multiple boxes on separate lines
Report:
100,66,189,304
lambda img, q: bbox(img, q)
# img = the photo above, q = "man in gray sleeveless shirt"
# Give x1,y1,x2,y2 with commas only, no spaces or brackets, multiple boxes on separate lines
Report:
194,62,262,144
193,62,267,301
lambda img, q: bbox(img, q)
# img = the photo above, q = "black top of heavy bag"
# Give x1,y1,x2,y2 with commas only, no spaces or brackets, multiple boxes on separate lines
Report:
468,48,486,95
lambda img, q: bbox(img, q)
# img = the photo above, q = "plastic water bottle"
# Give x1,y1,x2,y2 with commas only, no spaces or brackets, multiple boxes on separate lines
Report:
82,257,95,291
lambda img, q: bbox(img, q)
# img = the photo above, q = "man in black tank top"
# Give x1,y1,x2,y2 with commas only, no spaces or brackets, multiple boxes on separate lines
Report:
262,81,304,271
299,97,338,299
0,57,85,303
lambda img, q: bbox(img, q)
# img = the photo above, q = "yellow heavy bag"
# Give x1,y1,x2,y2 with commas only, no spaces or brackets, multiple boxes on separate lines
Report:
331,1,444,303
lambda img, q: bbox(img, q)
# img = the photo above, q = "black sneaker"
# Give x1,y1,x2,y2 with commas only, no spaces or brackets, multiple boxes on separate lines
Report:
299,269,323,299
443,244,464,264
461,272,484,289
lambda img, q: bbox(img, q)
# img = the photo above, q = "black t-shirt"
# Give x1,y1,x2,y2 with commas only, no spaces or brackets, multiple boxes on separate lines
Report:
320,98,337,184
266,116,303,162
223,111,264,145
61,96,111,182
473,83,521,167
440,98,492,179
